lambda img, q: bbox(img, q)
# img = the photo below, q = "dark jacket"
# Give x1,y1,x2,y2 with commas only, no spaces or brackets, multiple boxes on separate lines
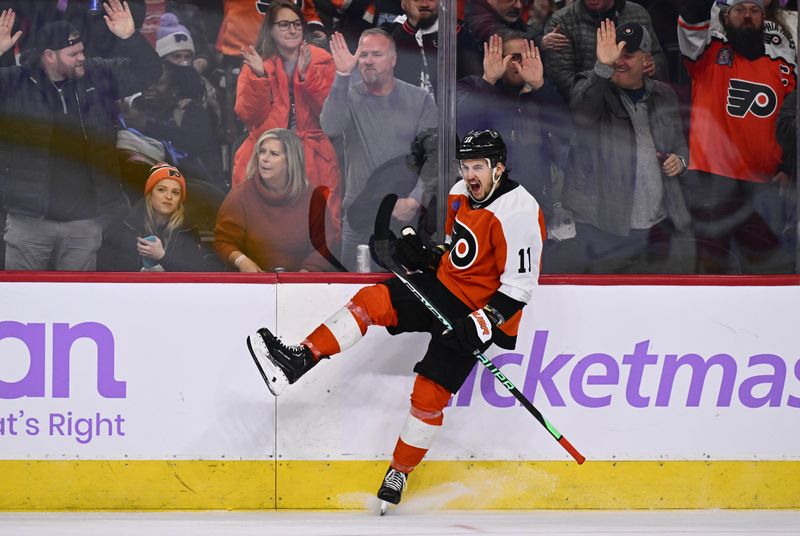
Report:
0,32,161,224
385,17,438,98
563,70,690,236
543,0,668,99
97,198,217,271
776,90,797,179
457,75,571,210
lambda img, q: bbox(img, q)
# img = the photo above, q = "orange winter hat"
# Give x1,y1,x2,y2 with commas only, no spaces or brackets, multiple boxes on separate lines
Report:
145,162,187,202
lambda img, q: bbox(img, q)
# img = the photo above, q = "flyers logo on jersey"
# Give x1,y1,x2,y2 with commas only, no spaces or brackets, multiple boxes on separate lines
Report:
727,79,778,118
450,218,478,269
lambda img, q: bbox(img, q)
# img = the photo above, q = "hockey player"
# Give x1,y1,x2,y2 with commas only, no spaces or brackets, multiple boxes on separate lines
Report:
246,129,545,512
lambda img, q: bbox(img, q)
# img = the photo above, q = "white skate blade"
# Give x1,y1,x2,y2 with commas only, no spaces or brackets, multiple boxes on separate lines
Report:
247,334,289,396
379,500,391,516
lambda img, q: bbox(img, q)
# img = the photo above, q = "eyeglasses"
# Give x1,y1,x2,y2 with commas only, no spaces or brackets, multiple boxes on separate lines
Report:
275,20,303,31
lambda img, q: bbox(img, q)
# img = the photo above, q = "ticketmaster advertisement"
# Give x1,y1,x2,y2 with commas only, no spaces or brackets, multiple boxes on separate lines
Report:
277,283,800,462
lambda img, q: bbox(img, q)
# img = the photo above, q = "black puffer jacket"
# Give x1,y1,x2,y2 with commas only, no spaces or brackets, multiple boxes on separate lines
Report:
0,32,161,224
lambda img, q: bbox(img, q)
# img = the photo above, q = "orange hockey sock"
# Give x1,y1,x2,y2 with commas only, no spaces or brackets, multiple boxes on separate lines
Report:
390,375,452,473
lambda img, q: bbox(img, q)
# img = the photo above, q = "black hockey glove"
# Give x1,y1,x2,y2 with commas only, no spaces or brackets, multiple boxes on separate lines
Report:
395,226,446,273
441,309,494,356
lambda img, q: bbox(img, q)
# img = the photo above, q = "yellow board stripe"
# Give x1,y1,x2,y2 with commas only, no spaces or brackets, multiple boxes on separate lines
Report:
1,460,798,510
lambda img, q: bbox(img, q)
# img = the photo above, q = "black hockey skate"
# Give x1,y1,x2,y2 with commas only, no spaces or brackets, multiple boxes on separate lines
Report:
247,328,320,396
377,467,408,515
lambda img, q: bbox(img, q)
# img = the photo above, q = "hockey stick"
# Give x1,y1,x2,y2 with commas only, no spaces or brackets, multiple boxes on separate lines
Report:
309,185,348,272
372,194,585,465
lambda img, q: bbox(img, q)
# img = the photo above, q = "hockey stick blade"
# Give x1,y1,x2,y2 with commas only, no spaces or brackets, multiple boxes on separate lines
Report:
371,193,398,269
371,203,586,465
309,185,348,272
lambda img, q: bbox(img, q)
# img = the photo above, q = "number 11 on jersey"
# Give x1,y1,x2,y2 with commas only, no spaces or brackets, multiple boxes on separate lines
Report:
518,247,532,273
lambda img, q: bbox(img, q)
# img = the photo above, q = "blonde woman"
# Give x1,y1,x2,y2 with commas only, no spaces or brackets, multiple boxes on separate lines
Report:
214,128,333,272
98,163,215,271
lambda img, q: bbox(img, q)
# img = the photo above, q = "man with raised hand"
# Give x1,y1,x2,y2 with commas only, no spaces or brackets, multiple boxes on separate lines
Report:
320,29,437,271
553,20,691,273
246,130,544,513
543,0,668,99
0,1,161,271
457,30,569,215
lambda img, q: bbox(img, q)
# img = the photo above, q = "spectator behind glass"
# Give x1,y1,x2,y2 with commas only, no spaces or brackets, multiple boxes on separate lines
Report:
141,1,215,74
155,13,222,163
214,128,335,272
233,0,341,231
321,29,437,271
156,11,197,68
549,21,692,274
677,0,797,273
711,0,797,54
457,31,570,213
98,163,219,271
542,0,668,100
382,0,439,97
0,4,161,271
216,0,326,60
121,61,224,190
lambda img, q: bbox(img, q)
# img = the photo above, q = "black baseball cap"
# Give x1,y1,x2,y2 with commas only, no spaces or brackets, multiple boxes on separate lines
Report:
36,21,82,52
616,22,652,54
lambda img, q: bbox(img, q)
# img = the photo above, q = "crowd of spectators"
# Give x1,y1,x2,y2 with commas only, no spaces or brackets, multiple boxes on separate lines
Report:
0,0,796,274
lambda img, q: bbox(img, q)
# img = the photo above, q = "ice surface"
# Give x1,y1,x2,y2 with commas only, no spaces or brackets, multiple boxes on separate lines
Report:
0,510,797,536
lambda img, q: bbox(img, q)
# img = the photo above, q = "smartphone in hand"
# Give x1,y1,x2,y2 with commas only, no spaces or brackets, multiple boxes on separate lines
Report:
141,235,158,269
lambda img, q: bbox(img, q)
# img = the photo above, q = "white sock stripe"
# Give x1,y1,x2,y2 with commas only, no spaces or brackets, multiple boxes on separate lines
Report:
399,413,441,450
323,307,362,351
345,300,372,327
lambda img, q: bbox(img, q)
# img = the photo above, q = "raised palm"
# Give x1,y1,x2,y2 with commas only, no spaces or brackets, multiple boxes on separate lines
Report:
0,9,21,56
330,32,359,75
241,45,265,77
514,39,544,89
298,40,311,78
482,34,510,84
596,19,625,66
103,0,135,40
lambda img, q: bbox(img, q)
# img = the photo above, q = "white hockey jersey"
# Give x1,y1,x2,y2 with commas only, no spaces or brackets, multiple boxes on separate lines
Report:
437,178,545,347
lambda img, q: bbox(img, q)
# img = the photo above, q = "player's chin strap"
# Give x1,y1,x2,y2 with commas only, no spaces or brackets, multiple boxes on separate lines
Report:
466,158,503,205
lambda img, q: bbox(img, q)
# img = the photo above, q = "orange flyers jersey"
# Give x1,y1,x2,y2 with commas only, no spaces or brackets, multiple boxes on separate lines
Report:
678,16,797,182
437,179,545,343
